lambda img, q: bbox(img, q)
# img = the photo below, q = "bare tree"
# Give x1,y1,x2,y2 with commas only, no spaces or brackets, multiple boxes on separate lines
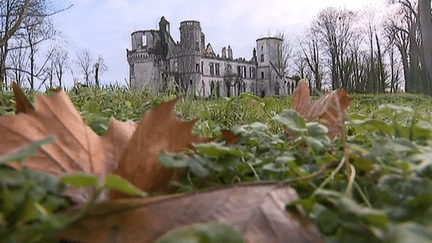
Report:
37,44,68,89
21,12,56,89
419,0,432,93
0,0,30,89
0,0,29,47
386,33,402,92
312,7,357,90
76,49,93,85
269,31,293,80
300,28,323,91
386,0,429,94
0,0,71,90
292,50,310,81
6,39,27,85
51,45,68,89
93,55,107,86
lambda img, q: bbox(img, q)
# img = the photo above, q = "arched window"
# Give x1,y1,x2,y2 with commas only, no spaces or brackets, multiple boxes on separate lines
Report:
275,82,280,96
226,81,231,97
210,81,215,96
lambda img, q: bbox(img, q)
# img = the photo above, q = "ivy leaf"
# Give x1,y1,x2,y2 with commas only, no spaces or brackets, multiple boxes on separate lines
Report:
392,223,432,243
378,175,432,208
274,110,308,134
158,152,191,168
104,174,148,197
60,173,100,188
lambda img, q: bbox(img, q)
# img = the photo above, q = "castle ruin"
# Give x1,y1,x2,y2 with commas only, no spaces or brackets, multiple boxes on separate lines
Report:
127,17,297,97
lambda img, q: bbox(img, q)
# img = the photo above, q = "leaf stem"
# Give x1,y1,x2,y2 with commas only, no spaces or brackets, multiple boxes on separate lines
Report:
70,187,103,222
279,160,339,187
345,164,356,196
315,157,346,194
241,157,260,181
353,181,372,208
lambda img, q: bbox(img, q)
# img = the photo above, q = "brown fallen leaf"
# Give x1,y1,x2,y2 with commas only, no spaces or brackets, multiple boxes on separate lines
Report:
293,80,352,139
113,98,214,196
221,130,242,145
13,82,34,114
0,83,211,202
57,182,324,243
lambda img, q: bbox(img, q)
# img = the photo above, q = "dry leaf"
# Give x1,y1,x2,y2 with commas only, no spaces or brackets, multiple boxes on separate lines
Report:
293,80,352,139
13,82,34,114
0,84,134,202
0,83,211,202
57,182,324,243
113,98,214,196
222,130,242,145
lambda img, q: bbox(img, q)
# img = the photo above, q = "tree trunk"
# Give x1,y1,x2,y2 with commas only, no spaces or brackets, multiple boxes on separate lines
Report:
95,66,99,87
419,0,432,95
0,0,11,90
29,41,35,90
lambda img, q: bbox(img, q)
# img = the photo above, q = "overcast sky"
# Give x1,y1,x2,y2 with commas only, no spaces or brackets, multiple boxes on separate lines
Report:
50,0,388,86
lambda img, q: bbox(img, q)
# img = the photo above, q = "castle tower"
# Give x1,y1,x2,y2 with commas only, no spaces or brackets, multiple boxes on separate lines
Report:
178,20,202,93
127,30,163,90
256,37,283,97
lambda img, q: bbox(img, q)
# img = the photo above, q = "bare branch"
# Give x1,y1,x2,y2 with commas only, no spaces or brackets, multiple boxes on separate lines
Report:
0,0,30,47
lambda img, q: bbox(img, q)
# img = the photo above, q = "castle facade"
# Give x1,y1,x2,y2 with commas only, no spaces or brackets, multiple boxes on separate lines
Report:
127,17,297,97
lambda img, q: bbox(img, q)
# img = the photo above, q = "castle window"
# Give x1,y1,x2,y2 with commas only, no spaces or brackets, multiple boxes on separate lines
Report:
210,62,214,76
261,71,265,79
260,54,264,62
196,63,200,72
242,66,247,79
142,35,147,47
250,67,255,79
130,65,134,76
215,63,220,76
201,61,204,73
226,64,232,73
210,81,214,96
195,41,199,51
237,66,241,76
275,82,280,95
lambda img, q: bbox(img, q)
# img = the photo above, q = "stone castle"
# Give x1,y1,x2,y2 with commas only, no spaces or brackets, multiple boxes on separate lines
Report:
127,17,297,97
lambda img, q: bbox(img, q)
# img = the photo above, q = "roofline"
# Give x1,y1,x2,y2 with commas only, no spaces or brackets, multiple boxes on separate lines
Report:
131,29,158,35
256,37,283,42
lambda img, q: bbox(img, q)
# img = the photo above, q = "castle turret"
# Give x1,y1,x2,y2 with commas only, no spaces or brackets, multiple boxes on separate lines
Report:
159,16,170,34
178,20,202,93
256,37,283,97
227,45,233,59
131,31,145,50
127,30,161,89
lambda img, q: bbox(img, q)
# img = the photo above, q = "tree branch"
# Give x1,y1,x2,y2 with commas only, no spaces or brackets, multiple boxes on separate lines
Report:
0,0,30,48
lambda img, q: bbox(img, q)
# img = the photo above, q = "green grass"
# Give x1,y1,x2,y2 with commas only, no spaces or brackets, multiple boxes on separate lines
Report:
3,85,432,242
